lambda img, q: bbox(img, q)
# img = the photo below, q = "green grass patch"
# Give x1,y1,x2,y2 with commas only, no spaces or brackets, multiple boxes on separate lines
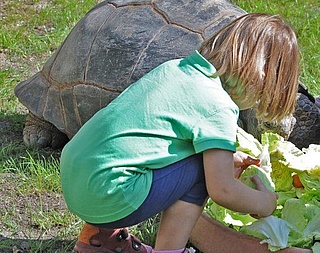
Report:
1,0,101,57
0,69,20,113
1,151,61,193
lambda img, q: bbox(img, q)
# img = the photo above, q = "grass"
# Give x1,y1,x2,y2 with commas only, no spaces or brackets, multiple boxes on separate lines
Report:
0,1,103,252
0,0,319,252
1,151,61,192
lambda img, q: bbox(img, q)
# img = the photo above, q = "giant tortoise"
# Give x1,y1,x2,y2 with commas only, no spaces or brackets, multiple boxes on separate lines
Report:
14,0,320,149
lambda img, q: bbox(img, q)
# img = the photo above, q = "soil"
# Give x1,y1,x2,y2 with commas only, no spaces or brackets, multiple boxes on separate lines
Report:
0,173,74,253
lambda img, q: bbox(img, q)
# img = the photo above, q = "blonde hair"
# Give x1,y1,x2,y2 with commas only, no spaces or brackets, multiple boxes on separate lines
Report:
199,13,299,122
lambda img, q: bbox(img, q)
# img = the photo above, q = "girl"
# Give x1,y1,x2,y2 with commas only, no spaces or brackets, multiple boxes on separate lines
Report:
60,13,299,253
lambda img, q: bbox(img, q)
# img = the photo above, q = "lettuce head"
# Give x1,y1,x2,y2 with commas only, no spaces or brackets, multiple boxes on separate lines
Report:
207,129,320,252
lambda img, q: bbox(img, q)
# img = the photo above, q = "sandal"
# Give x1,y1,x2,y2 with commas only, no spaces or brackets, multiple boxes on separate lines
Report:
74,223,152,253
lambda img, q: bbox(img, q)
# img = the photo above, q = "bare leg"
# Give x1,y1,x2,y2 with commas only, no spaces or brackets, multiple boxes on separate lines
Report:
154,200,203,251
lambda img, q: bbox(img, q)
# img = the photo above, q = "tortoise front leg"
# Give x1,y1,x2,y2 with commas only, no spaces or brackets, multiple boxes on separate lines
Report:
23,112,69,149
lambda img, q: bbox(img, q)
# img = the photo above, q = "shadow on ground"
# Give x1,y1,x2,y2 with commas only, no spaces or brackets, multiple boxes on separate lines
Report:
0,234,74,253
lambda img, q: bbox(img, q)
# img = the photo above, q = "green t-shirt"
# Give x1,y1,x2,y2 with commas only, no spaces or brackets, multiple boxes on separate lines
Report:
60,51,239,223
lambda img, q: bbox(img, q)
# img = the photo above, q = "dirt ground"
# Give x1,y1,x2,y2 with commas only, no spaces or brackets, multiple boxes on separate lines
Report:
0,175,73,253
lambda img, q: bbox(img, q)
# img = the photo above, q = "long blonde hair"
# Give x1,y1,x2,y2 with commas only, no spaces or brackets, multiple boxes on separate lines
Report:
199,13,299,122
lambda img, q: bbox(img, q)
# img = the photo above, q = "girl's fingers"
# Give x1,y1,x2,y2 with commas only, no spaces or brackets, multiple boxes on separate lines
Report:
246,156,261,166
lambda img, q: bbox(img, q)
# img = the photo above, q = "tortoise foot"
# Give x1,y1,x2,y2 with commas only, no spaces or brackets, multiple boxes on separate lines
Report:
23,113,69,149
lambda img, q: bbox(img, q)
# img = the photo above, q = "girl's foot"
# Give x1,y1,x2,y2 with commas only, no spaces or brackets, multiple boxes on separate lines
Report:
74,223,152,253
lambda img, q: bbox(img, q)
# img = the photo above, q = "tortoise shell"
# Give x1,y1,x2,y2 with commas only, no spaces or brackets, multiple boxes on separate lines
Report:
15,0,245,139
288,93,320,149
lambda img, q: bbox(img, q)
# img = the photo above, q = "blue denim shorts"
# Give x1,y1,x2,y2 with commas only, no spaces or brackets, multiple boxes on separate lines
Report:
90,154,208,229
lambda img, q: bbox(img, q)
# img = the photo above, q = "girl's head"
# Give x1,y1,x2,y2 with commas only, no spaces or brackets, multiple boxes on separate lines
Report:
199,13,299,122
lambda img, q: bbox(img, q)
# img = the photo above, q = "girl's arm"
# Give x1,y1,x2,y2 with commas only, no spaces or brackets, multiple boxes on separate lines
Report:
203,149,277,218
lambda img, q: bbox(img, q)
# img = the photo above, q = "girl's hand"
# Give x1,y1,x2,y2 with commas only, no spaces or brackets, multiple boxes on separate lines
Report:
233,151,260,179
203,149,276,217
250,175,278,218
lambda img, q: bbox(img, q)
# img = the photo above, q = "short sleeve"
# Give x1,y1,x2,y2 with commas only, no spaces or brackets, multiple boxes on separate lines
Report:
192,107,239,153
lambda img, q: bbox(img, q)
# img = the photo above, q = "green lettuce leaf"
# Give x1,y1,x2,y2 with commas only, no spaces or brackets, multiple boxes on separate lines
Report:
240,165,275,192
205,199,256,228
236,127,262,157
240,216,292,251
311,242,320,253
207,129,320,251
